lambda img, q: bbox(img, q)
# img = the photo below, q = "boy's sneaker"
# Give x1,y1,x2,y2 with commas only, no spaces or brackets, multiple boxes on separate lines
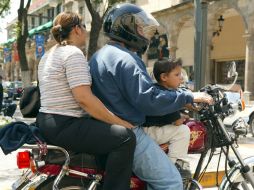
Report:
175,159,192,179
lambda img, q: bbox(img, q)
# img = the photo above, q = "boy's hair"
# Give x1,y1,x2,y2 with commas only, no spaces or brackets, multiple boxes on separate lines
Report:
153,58,182,82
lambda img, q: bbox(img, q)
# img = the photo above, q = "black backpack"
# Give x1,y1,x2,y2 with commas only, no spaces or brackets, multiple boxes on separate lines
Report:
19,85,40,118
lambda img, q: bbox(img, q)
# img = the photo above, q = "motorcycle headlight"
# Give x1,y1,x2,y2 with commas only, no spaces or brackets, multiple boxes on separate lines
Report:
232,117,248,136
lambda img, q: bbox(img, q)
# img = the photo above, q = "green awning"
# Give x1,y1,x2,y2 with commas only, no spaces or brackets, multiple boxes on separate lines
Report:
7,38,16,43
3,37,16,45
28,28,37,36
29,21,53,36
4,21,53,45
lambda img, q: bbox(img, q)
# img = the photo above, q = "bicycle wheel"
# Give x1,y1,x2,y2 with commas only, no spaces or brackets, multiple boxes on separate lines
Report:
220,157,254,190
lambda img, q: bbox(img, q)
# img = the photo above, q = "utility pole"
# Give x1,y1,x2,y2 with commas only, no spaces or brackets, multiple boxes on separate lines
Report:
194,0,208,91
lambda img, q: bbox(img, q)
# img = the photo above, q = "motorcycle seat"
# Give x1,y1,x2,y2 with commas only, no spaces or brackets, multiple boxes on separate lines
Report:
33,148,103,169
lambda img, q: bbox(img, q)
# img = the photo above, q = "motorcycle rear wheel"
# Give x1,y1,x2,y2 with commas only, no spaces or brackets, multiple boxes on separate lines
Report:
36,175,102,190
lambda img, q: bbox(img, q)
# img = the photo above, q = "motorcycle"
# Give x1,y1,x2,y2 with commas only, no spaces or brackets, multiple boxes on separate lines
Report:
2,92,17,117
12,62,254,190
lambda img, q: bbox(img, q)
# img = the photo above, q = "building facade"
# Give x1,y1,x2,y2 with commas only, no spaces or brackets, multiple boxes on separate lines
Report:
2,0,254,101
140,0,254,101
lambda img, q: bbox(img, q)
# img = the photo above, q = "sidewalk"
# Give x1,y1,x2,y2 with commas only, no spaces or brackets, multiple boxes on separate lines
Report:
187,135,254,188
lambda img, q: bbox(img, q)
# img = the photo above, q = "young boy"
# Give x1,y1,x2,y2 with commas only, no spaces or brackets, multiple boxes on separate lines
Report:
143,58,192,179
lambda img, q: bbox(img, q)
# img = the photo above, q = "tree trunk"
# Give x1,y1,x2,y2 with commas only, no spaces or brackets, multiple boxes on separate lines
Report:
17,0,31,87
20,70,31,87
87,14,102,60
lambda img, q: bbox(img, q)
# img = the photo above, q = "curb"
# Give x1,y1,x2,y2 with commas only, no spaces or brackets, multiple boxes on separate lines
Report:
198,171,225,188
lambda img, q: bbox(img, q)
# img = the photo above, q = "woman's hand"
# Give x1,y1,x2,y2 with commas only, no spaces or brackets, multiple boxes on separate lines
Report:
192,92,214,105
118,119,134,129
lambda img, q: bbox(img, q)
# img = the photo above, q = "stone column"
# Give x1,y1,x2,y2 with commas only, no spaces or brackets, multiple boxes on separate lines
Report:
205,39,213,85
243,32,254,102
168,32,178,60
169,46,178,59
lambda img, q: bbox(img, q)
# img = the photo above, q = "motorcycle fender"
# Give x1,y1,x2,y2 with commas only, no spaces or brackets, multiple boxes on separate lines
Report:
15,173,50,190
220,156,254,189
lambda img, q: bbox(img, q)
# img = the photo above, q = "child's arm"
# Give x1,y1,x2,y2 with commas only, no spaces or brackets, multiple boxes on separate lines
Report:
174,114,189,126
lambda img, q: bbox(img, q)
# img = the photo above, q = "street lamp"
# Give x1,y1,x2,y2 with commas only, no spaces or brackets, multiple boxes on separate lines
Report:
218,15,225,31
213,15,225,37
154,30,160,40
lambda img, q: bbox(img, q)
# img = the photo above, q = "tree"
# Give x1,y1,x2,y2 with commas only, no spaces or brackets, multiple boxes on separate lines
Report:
84,0,127,59
0,0,10,16
17,0,31,86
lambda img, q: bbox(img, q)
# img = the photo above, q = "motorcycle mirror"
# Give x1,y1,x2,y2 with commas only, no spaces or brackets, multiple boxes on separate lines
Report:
227,61,237,78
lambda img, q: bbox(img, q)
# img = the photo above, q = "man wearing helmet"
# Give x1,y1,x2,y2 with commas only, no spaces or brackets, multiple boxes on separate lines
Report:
89,3,210,190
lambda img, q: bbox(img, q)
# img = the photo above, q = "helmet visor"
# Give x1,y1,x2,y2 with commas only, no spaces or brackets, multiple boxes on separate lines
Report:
134,11,160,40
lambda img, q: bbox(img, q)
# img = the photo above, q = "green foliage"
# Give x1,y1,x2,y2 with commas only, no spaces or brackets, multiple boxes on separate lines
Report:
0,0,10,17
15,21,22,38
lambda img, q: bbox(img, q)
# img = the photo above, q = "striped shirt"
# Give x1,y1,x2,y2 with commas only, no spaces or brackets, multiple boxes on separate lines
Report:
38,45,91,117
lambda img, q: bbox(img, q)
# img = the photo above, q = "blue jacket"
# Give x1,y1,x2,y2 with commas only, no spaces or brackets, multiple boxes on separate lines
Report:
89,43,193,125
0,121,45,155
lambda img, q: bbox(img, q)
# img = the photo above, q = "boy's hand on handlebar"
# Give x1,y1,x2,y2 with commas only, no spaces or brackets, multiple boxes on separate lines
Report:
192,92,214,105
185,104,197,111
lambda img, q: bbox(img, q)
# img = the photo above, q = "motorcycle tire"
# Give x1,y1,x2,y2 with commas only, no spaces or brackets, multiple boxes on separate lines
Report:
219,156,254,190
36,175,102,190
249,114,254,137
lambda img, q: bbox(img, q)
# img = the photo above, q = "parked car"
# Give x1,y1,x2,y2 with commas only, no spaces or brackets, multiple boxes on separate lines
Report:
223,88,254,137
4,81,23,100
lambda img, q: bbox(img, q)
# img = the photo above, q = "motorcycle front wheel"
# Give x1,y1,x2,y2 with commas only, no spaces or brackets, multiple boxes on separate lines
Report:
219,157,254,190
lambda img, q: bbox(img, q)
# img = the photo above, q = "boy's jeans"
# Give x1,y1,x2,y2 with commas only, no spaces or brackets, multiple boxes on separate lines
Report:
132,127,183,190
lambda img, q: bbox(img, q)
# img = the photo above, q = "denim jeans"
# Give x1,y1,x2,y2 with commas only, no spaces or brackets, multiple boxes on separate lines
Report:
132,127,183,190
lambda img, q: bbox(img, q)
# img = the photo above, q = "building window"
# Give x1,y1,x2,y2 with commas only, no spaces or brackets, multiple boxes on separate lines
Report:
56,3,62,15
31,17,35,28
216,60,245,90
39,13,43,25
79,6,84,15
47,8,54,21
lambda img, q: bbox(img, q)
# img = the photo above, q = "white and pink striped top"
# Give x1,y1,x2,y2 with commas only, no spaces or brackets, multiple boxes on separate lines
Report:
38,44,91,117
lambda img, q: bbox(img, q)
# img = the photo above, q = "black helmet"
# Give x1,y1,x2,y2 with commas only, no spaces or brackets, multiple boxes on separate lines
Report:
103,3,159,54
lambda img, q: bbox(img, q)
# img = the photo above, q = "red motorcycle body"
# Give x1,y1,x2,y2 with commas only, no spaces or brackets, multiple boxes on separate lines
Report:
186,119,207,153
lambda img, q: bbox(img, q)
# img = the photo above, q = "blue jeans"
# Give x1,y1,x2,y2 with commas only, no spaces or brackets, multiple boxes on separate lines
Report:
132,127,183,190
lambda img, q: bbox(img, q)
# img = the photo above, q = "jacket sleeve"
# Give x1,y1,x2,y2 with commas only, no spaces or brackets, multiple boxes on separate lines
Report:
115,57,193,116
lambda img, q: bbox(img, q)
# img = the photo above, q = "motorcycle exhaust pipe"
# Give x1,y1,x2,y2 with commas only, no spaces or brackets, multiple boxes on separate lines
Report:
88,174,102,190
88,180,100,190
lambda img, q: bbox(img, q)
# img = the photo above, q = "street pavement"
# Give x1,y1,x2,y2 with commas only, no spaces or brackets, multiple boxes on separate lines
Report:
0,103,254,189
0,102,35,190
